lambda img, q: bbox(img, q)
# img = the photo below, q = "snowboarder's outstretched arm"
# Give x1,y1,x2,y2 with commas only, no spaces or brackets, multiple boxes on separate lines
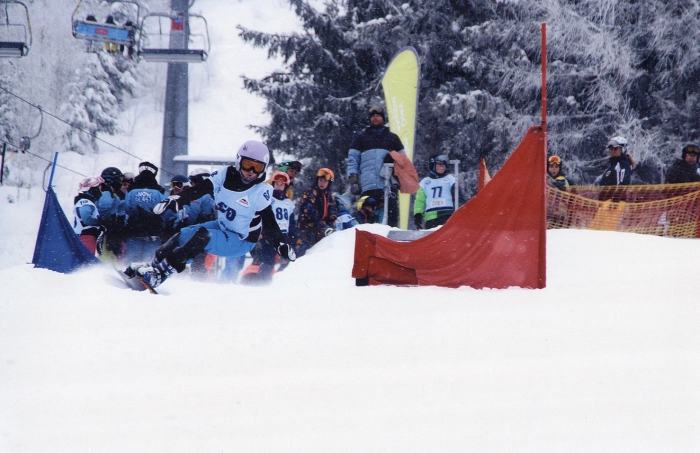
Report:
259,204,296,261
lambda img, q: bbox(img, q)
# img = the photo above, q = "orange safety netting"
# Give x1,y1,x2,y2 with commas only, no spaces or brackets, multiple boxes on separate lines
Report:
547,183,700,238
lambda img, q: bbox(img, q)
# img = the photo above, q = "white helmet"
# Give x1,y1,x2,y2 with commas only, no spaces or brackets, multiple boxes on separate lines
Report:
608,136,628,152
236,140,270,180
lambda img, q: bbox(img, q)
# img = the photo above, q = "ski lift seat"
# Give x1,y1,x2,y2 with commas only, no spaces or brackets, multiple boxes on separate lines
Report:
0,40,28,57
138,48,207,63
73,21,136,45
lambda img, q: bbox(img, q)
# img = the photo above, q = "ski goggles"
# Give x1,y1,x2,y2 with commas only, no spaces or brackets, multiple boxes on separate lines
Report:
271,172,290,185
316,168,335,181
434,155,449,164
548,156,562,165
170,180,187,189
240,157,266,174
685,145,699,155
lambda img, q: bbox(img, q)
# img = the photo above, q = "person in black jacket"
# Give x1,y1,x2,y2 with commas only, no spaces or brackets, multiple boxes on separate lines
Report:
599,136,634,186
347,105,405,226
665,144,700,184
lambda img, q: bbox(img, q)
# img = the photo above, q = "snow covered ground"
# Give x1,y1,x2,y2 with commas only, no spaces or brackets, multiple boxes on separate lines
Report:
2,0,700,451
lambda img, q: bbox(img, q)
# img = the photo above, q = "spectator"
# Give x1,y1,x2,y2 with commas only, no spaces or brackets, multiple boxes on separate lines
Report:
274,160,302,200
547,155,571,191
295,168,338,257
599,136,634,186
334,193,358,230
72,176,105,255
353,195,377,225
413,154,456,229
665,144,700,184
347,105,405,227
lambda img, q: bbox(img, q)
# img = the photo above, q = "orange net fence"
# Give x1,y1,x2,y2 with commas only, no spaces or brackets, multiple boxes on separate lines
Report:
546,183,700,238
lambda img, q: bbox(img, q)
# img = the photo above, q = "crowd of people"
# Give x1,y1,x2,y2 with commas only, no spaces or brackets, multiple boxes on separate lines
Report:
546,136,700,195
72,104,700,289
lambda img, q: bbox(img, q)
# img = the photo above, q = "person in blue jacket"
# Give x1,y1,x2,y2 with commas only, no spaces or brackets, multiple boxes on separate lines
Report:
347,105,405,227
123,162,166,263
73,176,105,255
126,141,295,289
97,166,127,260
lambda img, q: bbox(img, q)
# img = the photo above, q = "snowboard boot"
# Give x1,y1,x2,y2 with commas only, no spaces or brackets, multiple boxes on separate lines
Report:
156,227,211,273
129,259,176,289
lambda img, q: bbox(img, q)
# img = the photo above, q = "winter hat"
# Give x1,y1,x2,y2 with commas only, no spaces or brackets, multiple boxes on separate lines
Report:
682,144,699,157
170,174,188,183
138,161,158,176
122,172,135,183
78,176,105,192
368,105,386,121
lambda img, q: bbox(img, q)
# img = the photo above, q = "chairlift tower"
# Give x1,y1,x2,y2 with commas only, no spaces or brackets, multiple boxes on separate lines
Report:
161,0,190,181
138,0,209,181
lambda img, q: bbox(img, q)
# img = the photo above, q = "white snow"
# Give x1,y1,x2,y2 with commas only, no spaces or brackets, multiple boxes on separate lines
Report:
1,0,700,451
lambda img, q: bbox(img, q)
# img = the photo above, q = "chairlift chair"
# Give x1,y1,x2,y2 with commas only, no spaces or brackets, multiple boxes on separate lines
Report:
138,12,209,63
71,0,139,48
0,0,31,57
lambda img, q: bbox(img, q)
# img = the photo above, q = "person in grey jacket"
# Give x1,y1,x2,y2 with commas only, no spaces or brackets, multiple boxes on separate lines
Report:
346,105,405,227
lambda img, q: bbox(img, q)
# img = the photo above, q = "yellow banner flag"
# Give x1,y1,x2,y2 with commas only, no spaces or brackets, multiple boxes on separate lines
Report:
382,47,420,229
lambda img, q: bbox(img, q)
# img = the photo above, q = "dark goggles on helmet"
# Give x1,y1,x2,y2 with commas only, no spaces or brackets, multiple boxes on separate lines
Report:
369,106,384,116
286,161,302,171
685,145,699,155
434,155,449,164
240,157,266,174
170,180,186,189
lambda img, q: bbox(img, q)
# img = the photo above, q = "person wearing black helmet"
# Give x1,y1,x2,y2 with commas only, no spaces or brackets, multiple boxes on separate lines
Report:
665,144,700,184
122,162,167,263
413,154,456,229
124,140,295,290
98,166,127,260
347,105,405,227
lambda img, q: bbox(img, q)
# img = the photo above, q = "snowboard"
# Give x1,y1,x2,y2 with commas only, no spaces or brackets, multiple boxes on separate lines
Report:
115,267,158,294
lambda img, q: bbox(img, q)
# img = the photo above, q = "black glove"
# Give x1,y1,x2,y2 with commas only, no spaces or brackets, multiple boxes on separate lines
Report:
324,228,335,237
413,213,423,230
277,243,296,262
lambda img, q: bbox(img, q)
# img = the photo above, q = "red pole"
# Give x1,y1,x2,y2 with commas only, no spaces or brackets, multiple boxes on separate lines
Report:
541,23,547,131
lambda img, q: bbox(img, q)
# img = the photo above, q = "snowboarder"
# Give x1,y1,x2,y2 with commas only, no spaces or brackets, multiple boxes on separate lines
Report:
72,176,105,255
124,140,295,289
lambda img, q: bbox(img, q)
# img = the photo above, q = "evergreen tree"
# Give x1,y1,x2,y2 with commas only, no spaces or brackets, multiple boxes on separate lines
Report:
61,58,121,154
241,0,700,197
